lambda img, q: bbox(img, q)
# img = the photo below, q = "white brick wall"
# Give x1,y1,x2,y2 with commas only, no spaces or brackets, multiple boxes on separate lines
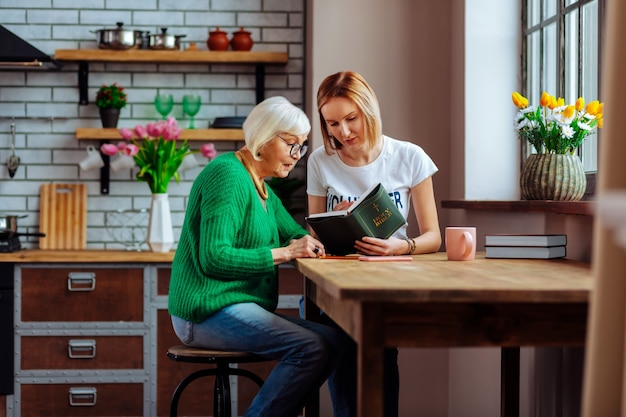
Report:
0,1,306,250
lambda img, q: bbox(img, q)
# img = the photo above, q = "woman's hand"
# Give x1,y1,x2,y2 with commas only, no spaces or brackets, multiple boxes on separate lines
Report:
272,235,325,264
355,236,409,256
333,200,353,212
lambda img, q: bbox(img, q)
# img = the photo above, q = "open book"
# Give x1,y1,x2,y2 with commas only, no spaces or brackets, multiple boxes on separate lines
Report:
306,183,406,255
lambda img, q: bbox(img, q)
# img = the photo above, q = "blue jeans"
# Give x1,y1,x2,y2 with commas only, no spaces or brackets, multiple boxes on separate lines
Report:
171,302,351,417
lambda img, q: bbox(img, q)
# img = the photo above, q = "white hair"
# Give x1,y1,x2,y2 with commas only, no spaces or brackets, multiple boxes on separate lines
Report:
242,96,311,160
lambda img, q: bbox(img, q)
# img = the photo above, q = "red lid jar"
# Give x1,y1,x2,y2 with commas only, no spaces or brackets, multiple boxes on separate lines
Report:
207,27,229,51
230,27,253,51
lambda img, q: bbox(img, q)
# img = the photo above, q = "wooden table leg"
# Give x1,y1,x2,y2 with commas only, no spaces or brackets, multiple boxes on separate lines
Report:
303,282,320,417
358,303,384,417
501,347,520,417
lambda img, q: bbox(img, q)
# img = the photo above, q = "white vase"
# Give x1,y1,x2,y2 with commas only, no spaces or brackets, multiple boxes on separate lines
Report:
147,193,174,253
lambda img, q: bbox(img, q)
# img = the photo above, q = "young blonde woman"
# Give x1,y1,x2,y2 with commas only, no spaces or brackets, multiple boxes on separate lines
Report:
306,71,442,416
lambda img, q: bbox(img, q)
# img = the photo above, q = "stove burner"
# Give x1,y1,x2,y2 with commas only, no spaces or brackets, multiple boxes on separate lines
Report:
0,236,21,253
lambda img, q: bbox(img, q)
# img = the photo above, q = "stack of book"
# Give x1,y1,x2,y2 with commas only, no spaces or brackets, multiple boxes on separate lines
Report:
484,234,567,259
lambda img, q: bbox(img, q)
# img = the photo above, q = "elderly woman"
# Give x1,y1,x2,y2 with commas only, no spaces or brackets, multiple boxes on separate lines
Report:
169,96,346,417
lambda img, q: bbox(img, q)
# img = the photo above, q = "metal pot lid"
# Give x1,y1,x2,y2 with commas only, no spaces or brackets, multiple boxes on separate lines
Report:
150,27,186,39
95,22,140,33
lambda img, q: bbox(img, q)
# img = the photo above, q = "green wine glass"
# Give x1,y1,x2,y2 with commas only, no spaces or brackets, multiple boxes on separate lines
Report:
182,94,202,129
154,94,174,120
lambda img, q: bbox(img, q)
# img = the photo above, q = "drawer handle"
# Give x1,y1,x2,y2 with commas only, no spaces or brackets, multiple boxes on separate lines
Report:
67,272,96,291
68,387,97,407
68,339,96,359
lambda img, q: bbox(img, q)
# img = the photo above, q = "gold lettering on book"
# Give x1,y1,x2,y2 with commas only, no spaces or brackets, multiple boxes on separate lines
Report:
372,202,380,212
372,208,392,227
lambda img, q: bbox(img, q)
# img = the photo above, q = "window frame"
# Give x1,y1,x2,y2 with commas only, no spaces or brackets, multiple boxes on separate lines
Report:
520,0,606,199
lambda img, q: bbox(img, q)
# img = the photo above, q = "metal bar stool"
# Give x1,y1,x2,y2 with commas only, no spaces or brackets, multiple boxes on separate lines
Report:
167,345,270,417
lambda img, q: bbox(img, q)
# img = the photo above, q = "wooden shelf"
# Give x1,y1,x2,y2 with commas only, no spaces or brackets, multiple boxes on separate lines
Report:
76,128,244,141
54,49,288,64
441,200,595,216
54,49,289,105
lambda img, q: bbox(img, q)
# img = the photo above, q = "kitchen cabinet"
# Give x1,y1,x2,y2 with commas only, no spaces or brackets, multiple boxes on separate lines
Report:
2,250,303,417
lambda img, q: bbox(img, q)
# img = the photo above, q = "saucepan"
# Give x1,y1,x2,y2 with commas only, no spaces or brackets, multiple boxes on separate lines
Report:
0,214,26,233
93,22,143,50
149,28,186,50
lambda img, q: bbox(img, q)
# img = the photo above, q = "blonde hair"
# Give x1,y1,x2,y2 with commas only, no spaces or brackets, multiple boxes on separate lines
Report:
243,96,310,160
316,71,382,155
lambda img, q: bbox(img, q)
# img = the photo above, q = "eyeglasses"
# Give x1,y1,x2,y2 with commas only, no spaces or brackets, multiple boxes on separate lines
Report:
277,134,308,157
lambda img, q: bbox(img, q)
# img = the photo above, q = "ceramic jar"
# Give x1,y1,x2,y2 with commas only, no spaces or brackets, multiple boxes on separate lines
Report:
207,27,229,51
230,27,253,51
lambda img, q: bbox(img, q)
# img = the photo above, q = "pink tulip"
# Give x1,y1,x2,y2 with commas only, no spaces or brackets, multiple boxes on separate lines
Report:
134,124,148,139
162,124,182,140
123,143,139,156
117,142,128,151
201,143,217,159
100,143,119,156
119,127,134,140
147,121,165,138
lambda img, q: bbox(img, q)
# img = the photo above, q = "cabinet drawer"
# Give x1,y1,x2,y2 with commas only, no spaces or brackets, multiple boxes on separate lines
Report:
20,383,143,416
21,336,143,370
20,267,143,322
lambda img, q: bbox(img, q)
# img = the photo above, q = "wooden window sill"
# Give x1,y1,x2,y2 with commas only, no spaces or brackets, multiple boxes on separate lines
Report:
441,200,594,216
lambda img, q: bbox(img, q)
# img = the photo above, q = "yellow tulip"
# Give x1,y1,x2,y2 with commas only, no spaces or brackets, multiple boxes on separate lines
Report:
563,105,575,119
548,95,558,110
598,117,603,128
556,97,565,107
598,102,604,114
586,100,600,115
540,91,551,107
511,92,529,108
575,97,585,111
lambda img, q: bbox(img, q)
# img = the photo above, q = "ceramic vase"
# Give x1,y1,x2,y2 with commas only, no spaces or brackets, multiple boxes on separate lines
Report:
99,108,120,128
520,153,587,201
147,193,174,252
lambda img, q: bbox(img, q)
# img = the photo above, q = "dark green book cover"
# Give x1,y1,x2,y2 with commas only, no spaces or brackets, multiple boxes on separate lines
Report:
306,183,406,255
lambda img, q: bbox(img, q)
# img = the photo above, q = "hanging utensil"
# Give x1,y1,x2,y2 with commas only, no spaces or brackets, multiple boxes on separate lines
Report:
6,122,20,178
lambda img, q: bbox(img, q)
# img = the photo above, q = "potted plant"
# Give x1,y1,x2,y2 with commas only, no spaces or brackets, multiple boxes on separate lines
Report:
96,83,127,128
511,91,604,201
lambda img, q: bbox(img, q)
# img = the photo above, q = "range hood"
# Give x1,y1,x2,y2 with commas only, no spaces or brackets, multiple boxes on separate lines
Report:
0,25,59,69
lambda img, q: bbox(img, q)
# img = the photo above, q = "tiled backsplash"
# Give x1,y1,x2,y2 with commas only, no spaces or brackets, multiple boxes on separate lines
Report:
0,1,306,250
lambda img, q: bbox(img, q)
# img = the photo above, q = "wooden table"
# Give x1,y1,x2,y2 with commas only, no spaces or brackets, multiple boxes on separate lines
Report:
297,252,593,417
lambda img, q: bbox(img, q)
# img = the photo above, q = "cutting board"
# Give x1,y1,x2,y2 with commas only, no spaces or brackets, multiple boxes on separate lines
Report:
39,183,87,250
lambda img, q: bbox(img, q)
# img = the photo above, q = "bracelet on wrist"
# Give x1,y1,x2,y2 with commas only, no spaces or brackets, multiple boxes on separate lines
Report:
404,238,415,255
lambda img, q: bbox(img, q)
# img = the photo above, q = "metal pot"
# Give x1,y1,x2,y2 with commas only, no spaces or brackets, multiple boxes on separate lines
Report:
93,22,143,50
0,214,26,233
149,28,186,50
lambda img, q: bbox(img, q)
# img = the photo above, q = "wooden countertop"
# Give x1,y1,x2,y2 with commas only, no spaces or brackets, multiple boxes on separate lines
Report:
0,249,175,263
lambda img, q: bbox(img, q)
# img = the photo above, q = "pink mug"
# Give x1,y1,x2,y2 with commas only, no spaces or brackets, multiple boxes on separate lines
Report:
445,227,476,261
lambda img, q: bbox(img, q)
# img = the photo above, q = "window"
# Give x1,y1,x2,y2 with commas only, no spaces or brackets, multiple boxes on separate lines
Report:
522,0,605,183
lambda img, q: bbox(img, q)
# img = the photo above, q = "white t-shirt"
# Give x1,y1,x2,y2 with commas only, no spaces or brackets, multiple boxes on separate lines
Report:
306,135,438,239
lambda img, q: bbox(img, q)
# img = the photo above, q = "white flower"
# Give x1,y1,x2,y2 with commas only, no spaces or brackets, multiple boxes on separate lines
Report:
561,125,574,139
578,121,592,131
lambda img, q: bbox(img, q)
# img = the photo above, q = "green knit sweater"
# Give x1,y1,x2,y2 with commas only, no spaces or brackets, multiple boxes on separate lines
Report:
168,152,307,323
